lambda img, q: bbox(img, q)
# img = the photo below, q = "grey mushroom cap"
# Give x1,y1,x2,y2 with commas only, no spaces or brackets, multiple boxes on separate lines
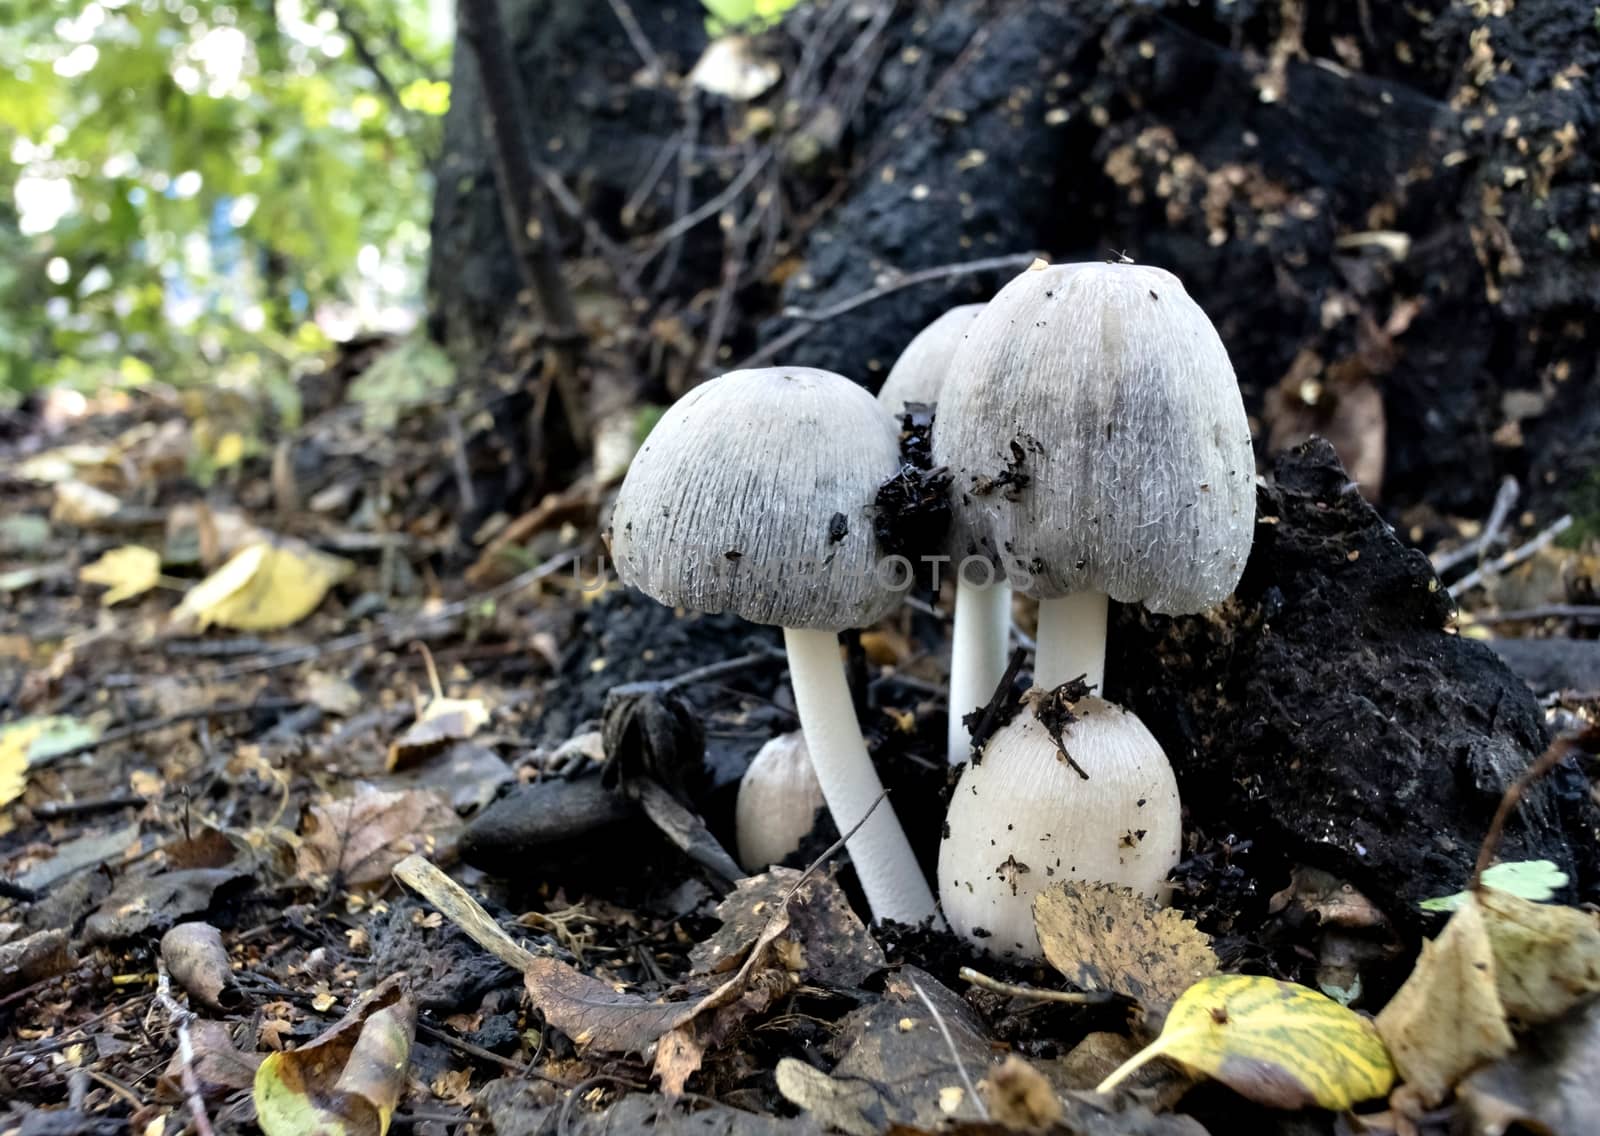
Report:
609,366,904,630
876,303,986,412
932,262,1255,613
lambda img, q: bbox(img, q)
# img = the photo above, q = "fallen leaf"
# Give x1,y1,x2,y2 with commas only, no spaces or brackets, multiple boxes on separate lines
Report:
161,922,241,1013
79,545,163,606
1034,882,1219,1011
158,1020,262,1102
980,1055,1063,1130
777,967,991,1132
387,698,490,771
254,974,415,1136
1457,997,1600,1136
1478,886,1600,1026
17,444,117,484
84,868,252,944
304,672,364,718
176,540,353,632
1100,975,1395,1110
1421,861,1569,913
1,716,102,809
52,479,124,525
0,929,76,996
298,783,460,890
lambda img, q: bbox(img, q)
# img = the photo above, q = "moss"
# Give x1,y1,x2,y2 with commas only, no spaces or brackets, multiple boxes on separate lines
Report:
1557,466,1600,550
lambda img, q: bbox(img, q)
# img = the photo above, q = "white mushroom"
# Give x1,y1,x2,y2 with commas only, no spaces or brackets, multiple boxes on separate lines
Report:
877,303,1012,768
938,694,1181,959
735,731,825,872
934,261,1254,690
610,366,938,925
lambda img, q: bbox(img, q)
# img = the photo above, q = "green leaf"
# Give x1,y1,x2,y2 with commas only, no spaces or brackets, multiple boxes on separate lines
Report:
1420,861,1569,913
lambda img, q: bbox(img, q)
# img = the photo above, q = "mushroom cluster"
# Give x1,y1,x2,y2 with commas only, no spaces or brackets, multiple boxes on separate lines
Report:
607,260,1252,953
934,260,1254,958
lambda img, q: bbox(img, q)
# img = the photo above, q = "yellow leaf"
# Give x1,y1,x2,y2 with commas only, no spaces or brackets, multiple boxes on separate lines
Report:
212,431,248,468
254,975,415,1136
1478,886,1600,1026
176,541,353,631
1375,892,1513,1106
1,716,102,809
1034,882,1218,1010
1099,974,1395,1110
80,545,163,605
52,479,123,526
386,697,490,771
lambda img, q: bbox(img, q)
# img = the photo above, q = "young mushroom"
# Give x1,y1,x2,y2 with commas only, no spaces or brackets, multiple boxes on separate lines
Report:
735,731,825,872
934,260,1254,690
609,367,939,925
938,689,1181,958
877,303,1011,767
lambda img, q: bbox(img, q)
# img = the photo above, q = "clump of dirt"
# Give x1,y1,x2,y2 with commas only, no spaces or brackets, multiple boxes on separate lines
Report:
1112,439,1600,937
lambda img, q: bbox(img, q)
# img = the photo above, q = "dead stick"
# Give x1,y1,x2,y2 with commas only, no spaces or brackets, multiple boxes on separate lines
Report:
959,966,1118,1005
155,963,216,1136
1473,723,1600,886
393,854,542,973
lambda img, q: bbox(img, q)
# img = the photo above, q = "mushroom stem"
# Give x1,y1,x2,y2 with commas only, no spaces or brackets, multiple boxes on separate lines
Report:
947,576,1012,765
782,626,941,926
1034,590,1108,692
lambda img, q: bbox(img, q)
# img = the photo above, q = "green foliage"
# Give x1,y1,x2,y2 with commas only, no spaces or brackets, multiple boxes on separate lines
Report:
1420,861,1569,913
0,0,453,400
1558,466,1600,550
701,0,803,36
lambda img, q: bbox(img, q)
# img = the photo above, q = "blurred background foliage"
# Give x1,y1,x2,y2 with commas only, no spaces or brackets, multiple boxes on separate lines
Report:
0,0,454,411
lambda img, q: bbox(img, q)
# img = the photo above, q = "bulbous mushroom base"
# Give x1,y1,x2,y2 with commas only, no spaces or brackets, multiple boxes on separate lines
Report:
937,695,1181,960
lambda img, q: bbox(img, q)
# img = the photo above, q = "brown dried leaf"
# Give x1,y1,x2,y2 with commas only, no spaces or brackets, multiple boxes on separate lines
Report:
161,922,241,1012
158,1019,262,1102
84,867,251,944
978,1055,1062,1130
253,974,416,1136
387,697,489,771
0,929,75,995
690,868,885,988
1376,895,1514,1107
1034,882,1219,1011
297,783,460,889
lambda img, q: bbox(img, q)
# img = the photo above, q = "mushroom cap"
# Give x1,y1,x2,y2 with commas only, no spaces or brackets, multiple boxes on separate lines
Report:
877,304,986,412
735,731,825,872
937,696,1181,959
610,367,904,630
932,262,1255,613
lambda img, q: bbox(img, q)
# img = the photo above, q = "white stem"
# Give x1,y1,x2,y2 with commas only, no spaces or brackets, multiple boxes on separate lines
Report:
782,626,941,926
947,576,1012,765
1034,590,1108,692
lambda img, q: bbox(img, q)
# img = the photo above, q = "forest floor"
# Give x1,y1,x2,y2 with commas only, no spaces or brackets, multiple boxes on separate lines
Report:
1,367,1598,1136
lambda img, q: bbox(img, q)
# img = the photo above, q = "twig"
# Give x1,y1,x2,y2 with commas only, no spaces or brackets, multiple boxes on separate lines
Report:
695,190,763,379
906,975,989,1121
532,159,644,298
155,963,216,1136
392,854,543,972
604,0,664,81
1463,604,1600,625
637,149,769,267
416,1020,573,1088
1432,476,1519,575
660,648,785,692
1448,514,1574,597
1473,722,1600,885
446,411,479,513
733,251,1040,371
651,92,701,293
959,966,1118,1005
783,790,888,903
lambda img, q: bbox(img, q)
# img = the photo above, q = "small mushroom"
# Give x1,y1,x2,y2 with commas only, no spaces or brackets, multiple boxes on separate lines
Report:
876,303,985,414
610,367,938,925
938,694,1181,959
934,260,1254,690
877,303,1011,767
735,731,826,872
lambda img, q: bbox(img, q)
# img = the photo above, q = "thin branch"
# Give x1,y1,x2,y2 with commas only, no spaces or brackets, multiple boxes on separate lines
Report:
959,966,1118,1005
637,147,769,267
906,975,989,1121
1473,723,1600,884
734,251,1039,370
155,964,216,1136
1449,514,1573,597
604,0,664,82
1433,476,1519,575
1466,603,1600,624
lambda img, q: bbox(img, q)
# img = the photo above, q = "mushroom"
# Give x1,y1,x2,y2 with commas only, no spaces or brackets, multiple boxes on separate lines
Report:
932,261,1255,955
876,303,985,414
877,303,1011,767
933,260,1254,690
938,691,1181,958
735,731,825,872
609,366,938,925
